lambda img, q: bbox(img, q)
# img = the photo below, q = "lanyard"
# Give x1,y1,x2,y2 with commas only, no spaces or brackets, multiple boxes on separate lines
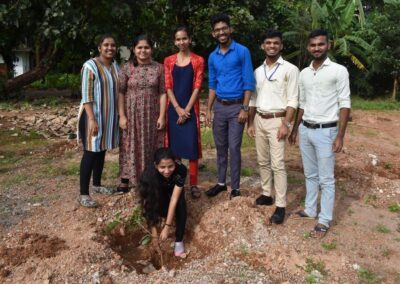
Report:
263,63,280,81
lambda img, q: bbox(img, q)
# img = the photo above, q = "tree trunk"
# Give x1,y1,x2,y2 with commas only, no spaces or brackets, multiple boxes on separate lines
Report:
391,76,398,102
4,44,57,94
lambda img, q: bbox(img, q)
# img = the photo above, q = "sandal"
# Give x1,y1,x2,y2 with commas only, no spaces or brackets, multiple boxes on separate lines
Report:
292,209,315,220
115,183,130,194
79,195,98,208
310,223,329,238
92,186,115,195
190,186,201,199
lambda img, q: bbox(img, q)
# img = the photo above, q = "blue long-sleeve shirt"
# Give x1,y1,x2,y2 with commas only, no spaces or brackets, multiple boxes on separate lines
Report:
208,40,255,100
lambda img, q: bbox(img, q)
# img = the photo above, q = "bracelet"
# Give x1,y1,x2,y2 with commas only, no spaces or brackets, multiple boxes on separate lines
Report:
174,105,179,109
164,223,172,227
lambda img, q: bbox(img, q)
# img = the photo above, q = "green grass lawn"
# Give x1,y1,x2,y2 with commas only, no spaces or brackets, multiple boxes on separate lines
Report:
352,96,400,111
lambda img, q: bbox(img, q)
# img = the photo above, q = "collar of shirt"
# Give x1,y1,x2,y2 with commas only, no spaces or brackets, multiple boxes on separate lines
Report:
263,56,284,80
263,56,284,68
309,57,332,71
215,40,236,55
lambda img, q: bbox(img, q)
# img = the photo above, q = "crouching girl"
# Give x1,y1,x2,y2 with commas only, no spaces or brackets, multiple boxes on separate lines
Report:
138,147,187,256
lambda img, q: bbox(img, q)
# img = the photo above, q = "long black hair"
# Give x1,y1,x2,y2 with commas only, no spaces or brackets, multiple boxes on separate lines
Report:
129,34,154,67
138,147,175,226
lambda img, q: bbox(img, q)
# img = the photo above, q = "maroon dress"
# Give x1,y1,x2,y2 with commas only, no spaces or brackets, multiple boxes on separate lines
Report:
119,61,165,185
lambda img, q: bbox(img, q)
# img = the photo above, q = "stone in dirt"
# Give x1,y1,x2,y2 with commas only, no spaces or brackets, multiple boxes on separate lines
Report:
142,263,156,274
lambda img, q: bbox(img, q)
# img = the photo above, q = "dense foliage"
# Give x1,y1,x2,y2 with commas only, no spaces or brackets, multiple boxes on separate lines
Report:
0,0,399,99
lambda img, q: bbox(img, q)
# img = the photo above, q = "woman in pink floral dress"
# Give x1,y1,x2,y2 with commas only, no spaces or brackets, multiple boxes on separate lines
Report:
117,34,167,192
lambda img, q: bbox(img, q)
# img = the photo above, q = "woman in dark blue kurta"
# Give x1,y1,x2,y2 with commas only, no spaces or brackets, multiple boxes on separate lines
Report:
164,26,204,198
167,64,198,159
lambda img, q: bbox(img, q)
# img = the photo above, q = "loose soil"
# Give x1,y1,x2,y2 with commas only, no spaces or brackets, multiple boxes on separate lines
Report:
0,101,399,283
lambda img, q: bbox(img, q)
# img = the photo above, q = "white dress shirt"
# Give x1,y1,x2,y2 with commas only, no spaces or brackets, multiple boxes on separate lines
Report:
250,56,299,112
299,58,351,123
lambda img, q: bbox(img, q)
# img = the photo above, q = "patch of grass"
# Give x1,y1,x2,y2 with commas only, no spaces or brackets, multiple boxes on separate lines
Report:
375,224,391,234
364,194,378,207
394,237,400,242
241,133,255,148
301,257,327,276
44,165,63,177
241,167,254,177
352,96,400,111
288,174,303,184
200,127,255,149
358,268,383,284
201,128,215,148
381,248,393,258
2,173,29,189
388,203,400,213
104,161,119,179
30,73,80,91
347,208,354,216
43,162,80,177
303,231,312,239
203,164,217,175
0,129,45,148
306,274,317,284
322,240,337,251
239,242,249,256
0,101,14,110
365,129,378,137
61,163,80,176
300,197,305,208
383,162,393,170
30,195,45,204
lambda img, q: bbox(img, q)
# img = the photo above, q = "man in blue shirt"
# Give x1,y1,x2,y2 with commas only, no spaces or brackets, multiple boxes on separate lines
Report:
205,13,255,199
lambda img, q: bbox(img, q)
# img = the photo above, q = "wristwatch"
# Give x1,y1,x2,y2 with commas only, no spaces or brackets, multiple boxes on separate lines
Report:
241,105,249,112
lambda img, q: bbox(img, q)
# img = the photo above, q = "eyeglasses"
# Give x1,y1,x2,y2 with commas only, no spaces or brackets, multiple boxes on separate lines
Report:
213,26,229,33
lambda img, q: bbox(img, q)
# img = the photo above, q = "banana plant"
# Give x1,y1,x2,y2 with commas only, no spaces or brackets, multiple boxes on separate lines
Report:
284,0,373,71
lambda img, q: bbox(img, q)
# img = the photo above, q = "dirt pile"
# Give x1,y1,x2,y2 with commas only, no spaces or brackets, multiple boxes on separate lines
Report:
0,233,67,266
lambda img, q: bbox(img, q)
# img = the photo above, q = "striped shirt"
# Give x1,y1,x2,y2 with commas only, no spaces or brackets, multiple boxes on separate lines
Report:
77,58,119,152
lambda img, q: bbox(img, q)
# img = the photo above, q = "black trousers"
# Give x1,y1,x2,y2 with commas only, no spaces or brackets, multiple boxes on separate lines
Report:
79,150,106,195
79,109,107,195
159,192,187,242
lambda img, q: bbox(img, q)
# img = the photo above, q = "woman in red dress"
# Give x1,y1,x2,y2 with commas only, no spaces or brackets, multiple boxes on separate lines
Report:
164,26,204,198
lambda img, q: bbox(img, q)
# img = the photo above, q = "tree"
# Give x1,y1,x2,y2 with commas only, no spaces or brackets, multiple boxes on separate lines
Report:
0,0,135,95
357,0,400,99
284,0,373,71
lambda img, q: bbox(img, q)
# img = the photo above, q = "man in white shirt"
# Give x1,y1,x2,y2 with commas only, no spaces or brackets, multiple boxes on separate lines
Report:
289,29,351,238
247,30,299,224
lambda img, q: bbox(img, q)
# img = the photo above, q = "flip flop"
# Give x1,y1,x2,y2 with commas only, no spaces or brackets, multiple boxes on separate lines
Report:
291,209,315,220
310,223,329,238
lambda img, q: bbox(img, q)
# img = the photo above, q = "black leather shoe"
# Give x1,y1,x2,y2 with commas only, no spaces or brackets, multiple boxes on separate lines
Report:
205,184,227,197
255,195,274,206
230,189,241,199
270,207,285,224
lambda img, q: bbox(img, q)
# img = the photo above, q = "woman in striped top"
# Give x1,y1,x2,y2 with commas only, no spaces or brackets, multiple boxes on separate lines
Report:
77,34,120,208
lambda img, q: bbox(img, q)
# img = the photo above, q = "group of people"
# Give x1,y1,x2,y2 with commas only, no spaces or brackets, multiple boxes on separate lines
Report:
77,12,351,256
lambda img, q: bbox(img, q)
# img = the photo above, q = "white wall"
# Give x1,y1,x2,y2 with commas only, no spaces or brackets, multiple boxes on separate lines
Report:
13,51,30,76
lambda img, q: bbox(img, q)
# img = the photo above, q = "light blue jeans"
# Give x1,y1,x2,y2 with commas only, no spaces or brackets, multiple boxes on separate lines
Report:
299,123,338,227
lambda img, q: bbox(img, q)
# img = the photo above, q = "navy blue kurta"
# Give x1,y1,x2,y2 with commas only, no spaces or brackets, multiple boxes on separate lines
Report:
167,63,199,160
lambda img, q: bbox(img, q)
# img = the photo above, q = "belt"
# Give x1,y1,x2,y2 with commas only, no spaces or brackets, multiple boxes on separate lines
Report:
216,97,243,105
257,111,286,119
302,120,337,129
